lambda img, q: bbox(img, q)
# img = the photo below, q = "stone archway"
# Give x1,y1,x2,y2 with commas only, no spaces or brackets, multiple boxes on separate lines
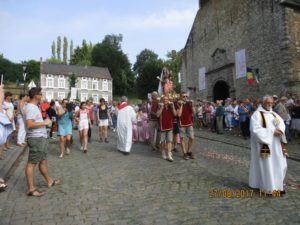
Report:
213,81,229,102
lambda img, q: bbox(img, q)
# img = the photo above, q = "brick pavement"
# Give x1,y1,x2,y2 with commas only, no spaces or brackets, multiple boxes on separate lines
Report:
0,127,299,225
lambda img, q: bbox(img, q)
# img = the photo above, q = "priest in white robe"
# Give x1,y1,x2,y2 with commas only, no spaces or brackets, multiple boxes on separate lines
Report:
117,96,137,154
249,95,287,194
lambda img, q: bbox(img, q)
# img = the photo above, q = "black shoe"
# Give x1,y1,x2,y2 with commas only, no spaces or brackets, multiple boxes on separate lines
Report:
280,190,286,195
99,138,103,143
173,148,178,152
187,152,195,159
105,139,109,143
122,152,129,156
183,153,189,160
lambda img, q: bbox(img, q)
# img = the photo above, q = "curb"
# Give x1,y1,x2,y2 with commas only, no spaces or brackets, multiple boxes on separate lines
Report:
195,133,300,162
0,146,27,181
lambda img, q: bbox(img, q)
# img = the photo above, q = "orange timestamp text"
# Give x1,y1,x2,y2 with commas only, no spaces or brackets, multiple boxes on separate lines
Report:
208,189,254,198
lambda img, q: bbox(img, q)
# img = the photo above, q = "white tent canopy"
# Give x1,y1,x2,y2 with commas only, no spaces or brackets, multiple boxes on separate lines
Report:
28,80,36,89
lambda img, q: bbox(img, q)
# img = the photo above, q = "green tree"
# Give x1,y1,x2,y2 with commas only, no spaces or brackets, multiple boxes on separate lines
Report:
68,73,77,88
57,36,61,63
26,60,40,83
0,54,22,83
70,39,92,65
67,73,77,99
133,49,163,99
163,49,182,93
69,40,74,63
63,36,68,64
51,41,56,59
91,34,134,95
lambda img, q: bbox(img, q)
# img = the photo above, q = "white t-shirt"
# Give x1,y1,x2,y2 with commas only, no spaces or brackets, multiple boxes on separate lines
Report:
2,101,14,120
24,103,47,138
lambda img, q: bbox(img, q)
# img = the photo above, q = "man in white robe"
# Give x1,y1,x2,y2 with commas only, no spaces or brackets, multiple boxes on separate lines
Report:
249,95,287,194
117,96,137,154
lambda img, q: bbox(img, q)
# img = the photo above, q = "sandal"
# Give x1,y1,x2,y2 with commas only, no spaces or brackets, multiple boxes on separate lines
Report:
48,179,60,188
27,189,45,197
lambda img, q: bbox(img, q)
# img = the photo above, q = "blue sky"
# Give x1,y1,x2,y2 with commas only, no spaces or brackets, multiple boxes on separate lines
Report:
0,0,198,65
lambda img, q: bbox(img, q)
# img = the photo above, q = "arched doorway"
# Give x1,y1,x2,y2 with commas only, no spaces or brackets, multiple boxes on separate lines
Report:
213,81,229,102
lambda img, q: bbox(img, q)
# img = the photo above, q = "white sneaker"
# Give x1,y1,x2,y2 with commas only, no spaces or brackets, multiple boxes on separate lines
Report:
66,148,70,155
59,154,64,158
80,146,83,151
168,152,173,162
162,151,167,160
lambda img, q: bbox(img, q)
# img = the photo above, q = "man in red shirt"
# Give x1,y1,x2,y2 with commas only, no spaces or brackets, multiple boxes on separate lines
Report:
40,99,50,120
177,92,196,160
157,96,177,162
149,91,160,151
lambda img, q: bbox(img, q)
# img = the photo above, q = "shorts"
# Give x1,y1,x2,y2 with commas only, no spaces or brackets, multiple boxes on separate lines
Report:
79,120,89,131
27,137,48,164
231,118,239,127
179,126,194,139
160,130,173,143
99,119,109,127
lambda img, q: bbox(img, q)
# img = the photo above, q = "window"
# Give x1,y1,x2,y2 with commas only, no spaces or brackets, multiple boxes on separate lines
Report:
81,93,88,102
102,94,108,102
92,80,98,90
58,92,65,100
102,79,108,91
46,77,54,88
81,77,88,90
58,76,65,88
92,94,99,103
45,91,53,101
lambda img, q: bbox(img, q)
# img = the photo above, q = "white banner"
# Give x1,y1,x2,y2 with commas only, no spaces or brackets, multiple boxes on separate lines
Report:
198,67,206,91
235,49,247,79
70,87,77,100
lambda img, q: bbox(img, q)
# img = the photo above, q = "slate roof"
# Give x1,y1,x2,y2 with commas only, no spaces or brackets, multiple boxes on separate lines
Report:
40,63,112,80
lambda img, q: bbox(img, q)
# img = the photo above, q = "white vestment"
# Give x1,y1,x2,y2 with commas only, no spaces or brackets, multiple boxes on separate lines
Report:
117,103,137,152
249,106,287,193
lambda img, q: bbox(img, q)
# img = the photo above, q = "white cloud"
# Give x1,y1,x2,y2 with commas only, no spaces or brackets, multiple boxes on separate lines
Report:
122,8,197,30
0,3,198,63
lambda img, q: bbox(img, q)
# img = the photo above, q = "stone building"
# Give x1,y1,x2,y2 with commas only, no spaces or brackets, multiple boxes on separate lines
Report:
40,63,112,103
181,0,300,101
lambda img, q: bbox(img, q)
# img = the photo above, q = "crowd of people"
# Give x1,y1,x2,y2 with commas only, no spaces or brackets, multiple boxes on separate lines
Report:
194,95,300,142
0,84,299,196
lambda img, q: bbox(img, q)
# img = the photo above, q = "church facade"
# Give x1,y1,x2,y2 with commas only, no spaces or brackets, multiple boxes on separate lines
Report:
181,0,300,101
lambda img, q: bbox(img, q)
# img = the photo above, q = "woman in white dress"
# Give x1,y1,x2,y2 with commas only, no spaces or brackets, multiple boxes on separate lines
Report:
76,102,91,153
17,94,29,147
2,92,15,149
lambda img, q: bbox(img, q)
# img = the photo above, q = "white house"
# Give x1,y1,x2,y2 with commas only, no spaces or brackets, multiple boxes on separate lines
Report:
40,63,113,103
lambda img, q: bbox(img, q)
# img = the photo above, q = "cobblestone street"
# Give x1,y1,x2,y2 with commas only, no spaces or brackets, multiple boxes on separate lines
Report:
0,127,299,225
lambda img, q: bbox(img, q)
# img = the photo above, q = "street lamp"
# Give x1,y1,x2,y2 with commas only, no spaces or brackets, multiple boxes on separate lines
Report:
22,64,27,94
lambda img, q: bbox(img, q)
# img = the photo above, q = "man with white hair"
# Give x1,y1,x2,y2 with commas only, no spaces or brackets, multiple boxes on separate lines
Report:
249,95,288,195
117,96,136,155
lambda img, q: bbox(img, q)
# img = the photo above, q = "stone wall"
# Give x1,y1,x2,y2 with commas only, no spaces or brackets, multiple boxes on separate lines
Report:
285,6,300,94
181,0,300,101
